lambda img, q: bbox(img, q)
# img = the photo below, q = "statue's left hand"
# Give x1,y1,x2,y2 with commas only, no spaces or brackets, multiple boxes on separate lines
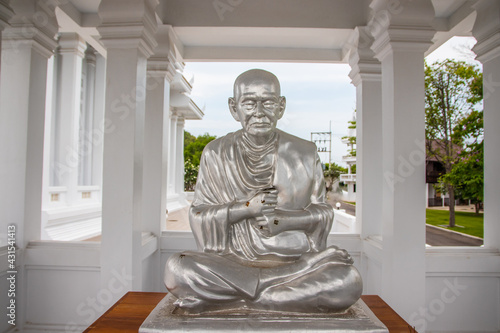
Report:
251,208,316,237
251,211,286,237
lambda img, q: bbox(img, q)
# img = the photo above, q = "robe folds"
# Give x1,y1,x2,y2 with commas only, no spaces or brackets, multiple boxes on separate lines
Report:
189,129,334,262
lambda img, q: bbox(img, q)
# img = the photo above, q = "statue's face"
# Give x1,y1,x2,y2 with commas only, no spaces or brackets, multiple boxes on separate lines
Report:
229,80,286,138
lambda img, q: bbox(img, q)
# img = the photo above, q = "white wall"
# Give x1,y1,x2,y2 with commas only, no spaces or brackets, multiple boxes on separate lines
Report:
361,237,383,296
23,242,101,333
422,248,500,333
1,246,17,333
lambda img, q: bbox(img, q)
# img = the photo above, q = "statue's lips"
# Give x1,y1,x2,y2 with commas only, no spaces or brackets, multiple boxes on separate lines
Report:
249,122,271,128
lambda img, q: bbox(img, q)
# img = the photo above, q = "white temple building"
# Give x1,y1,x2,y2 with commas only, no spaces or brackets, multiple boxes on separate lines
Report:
38,35,202,242
1,1,500,332
340,111,357,202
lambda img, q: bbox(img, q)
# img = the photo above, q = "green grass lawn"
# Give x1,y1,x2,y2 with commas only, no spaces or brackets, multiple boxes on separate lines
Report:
426,209,483,238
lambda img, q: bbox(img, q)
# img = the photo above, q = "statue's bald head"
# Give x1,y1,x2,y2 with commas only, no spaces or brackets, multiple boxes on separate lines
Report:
233,69,281,99
229,69,286,142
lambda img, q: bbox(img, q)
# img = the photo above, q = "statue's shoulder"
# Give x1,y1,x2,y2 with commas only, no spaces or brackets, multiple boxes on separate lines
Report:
277,129,317,154
202,131,240,155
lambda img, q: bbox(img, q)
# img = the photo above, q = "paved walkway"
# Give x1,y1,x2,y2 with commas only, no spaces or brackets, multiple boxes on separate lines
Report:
326,197,356,216
428,204,482,213
425,224,483,246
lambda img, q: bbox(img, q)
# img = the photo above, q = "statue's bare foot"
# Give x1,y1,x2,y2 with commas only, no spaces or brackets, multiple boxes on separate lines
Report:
300,246,353,267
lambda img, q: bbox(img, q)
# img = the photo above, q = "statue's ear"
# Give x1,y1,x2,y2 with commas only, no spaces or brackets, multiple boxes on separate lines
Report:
276,96,286,120
228,97,240,122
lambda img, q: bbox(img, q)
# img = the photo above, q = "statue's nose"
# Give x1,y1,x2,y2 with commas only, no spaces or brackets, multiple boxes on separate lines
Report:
254,102,265,117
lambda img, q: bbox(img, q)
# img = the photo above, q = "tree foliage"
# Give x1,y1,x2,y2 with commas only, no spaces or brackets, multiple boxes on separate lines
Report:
440,110,484,214
184,131,216,166
184,159,199,192
425,59,483,226
341,118,357,157
323,163,347,193
184,131,216,191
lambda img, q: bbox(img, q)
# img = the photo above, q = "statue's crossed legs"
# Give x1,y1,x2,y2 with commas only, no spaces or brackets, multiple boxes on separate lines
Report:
165,246,363,313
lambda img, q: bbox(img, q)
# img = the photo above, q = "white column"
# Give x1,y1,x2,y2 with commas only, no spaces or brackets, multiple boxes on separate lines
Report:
41,51,57,239
143,56,174,290
369,0,435,323
79,46,97,186
472,0,500,250
0,1,57,247
98,0,158,299
52,32,86,205
0,0,14,69
49,49,60,188
175,117,186,199
168,112,178,196
92,53,106,201
348,27,383,240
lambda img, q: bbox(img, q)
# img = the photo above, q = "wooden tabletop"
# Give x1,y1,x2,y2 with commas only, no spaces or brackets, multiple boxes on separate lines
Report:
83,292,415,333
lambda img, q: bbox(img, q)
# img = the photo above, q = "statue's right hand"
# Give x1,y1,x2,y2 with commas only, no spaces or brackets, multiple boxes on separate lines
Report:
246,187,278,217
228,187,278,224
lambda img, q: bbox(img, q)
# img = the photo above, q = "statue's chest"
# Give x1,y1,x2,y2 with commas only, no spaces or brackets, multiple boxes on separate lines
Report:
272,157,314,210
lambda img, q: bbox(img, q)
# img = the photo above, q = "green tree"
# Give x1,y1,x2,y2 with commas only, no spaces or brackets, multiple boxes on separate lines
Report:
323,163,347,193
184,132,216,166
425,59,482,227
440,110,483,214
184,159,199,192
341,118,357,157
184,131,197,147
341,113,357,185
184,131,216,190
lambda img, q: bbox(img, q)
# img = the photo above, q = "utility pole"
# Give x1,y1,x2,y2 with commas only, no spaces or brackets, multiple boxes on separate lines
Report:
311,121,332,165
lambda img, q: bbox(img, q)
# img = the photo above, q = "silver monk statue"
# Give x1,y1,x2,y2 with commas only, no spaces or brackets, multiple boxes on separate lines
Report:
165,69,362,313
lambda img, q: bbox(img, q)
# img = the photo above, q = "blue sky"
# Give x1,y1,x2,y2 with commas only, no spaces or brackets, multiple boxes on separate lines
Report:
184,37,478,166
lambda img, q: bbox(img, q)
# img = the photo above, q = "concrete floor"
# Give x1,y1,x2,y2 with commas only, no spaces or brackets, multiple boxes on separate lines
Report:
165,206,191,231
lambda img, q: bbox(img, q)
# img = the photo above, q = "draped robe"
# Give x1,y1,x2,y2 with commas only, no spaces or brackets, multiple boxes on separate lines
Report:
165,129,362,312
189,129,333,259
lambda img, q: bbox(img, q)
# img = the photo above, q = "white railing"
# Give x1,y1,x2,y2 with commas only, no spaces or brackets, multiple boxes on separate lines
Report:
340,174,356,182
342,155,356,163
331,209,357,233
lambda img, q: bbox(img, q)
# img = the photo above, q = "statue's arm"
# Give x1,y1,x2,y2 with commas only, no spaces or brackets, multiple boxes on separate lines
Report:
190,187,279,253
258,205,332,235
261,208,315,233
302,151,334,250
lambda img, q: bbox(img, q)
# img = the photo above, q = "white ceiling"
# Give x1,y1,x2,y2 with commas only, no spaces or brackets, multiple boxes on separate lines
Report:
174,27,352,49
69,0,101,13
432,0,470,18
61,0,477,62
67,0,473,23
